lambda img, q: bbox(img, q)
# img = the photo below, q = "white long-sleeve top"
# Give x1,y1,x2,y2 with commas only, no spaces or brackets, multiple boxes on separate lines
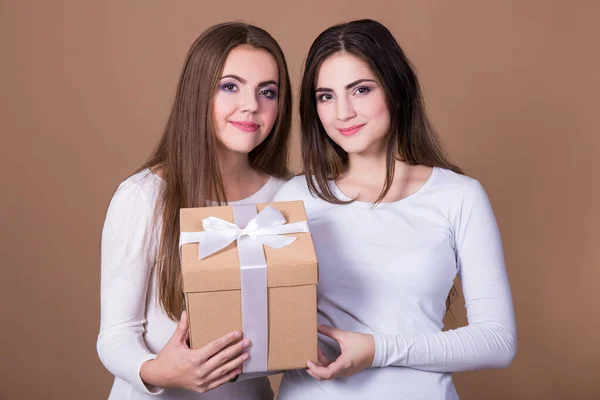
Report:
97,169,285,400
273,167,516,400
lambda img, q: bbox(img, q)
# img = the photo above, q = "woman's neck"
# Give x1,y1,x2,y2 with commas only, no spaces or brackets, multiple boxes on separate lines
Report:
342,150,402,188
338,150,429,203
217,147,268,202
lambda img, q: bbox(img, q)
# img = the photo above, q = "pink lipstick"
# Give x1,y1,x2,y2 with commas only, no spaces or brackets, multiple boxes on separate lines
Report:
230,121,259,132
337,124,365,137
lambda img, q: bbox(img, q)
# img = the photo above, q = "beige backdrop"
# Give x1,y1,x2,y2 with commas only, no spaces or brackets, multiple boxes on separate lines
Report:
1,1,599,399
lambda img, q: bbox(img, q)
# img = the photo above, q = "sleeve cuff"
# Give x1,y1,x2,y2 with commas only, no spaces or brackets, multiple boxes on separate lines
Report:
371,332,410,368
134,354,165,396
371,332,386,368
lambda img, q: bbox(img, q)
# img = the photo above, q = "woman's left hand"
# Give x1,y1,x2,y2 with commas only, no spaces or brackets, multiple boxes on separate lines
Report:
306,325,375,381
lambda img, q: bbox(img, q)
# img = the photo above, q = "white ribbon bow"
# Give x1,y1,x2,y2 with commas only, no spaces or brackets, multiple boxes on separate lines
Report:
179,205,310,260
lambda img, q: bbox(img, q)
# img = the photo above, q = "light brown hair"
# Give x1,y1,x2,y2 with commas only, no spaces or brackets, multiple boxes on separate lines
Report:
141,22,292,320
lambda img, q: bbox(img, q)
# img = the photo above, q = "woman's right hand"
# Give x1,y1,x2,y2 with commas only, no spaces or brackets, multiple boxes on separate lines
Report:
140,311,250,393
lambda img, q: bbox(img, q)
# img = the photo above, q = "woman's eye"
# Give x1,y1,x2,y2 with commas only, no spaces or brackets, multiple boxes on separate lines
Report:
318,93,334,102
354,86,370,95
221,83,238,92
260,89,277,99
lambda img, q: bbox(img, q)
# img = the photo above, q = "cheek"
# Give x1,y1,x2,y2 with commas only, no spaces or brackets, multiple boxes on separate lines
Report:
259,99,279,127
213,93,236,122
363,96,391,135
316,104,335,128
365,94,389,120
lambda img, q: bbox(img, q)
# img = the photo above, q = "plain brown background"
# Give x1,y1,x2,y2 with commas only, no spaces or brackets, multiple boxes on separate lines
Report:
1,1,599,399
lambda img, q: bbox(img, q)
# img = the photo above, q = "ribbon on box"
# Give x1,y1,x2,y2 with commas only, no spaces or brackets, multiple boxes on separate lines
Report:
179,205,310,373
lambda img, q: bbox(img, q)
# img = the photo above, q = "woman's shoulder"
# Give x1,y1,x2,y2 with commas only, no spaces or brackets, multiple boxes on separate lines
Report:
272,175,313,202
110,168,163,211
432,167,477,188
427,167,484,201
267,175,291,192
428,168,497,220
102,169,165,238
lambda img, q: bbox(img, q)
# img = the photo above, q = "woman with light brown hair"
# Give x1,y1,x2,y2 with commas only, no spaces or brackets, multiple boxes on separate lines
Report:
97,22,291,399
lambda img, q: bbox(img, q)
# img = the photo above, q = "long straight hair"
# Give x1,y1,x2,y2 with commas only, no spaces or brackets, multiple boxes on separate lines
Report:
141,22,292,320
299,19,460,312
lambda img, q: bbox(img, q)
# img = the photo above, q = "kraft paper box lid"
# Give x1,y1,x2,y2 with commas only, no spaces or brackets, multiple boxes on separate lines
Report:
180,200,318,293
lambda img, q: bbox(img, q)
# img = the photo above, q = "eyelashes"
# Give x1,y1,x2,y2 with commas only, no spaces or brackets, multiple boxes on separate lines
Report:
221,83,238,92
259,89,277,99
316,86,372,102
220,83,278,99
317,93,334,102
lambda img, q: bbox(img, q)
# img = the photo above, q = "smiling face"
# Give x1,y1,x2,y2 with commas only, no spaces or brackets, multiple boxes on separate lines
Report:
212,45,280,155
315,52,391,156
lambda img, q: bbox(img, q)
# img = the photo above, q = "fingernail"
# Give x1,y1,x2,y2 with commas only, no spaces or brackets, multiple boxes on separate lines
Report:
242,339,251,348
242,353,249,361
307,361,313,368
234,331,242,339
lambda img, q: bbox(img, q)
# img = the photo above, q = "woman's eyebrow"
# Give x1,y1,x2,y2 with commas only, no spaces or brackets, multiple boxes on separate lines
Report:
315,78,377,93
221,75,279,88
221,74,246,83
258,80,279,87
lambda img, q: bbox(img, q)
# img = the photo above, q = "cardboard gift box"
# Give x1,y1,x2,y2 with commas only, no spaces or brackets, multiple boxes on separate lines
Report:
179,200,318,372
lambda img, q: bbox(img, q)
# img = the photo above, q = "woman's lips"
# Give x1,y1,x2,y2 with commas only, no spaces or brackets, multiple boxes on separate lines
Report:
337,123,365,137
230,121,260,132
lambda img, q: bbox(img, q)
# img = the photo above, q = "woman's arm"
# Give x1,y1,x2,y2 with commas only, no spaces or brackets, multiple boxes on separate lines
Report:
96,181,164,394
371,181,517,372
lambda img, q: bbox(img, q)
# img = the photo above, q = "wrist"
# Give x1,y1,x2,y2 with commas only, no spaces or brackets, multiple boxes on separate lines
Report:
140,359,163,388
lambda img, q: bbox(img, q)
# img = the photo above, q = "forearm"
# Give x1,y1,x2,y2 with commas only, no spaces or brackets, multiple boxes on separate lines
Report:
371,322,516,372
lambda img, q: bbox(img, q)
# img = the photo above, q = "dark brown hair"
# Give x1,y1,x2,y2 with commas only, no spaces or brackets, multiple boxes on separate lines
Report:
300,19,460,312
300,19,462,203
141,22,292,320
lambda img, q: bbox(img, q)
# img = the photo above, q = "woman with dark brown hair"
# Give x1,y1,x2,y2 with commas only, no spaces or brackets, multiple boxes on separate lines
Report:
274,19,516,399
97,22,291,399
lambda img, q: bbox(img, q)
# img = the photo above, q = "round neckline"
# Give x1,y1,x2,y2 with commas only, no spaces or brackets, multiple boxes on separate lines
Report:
227,176,275,205
328,166,439,208
145,168,275,205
